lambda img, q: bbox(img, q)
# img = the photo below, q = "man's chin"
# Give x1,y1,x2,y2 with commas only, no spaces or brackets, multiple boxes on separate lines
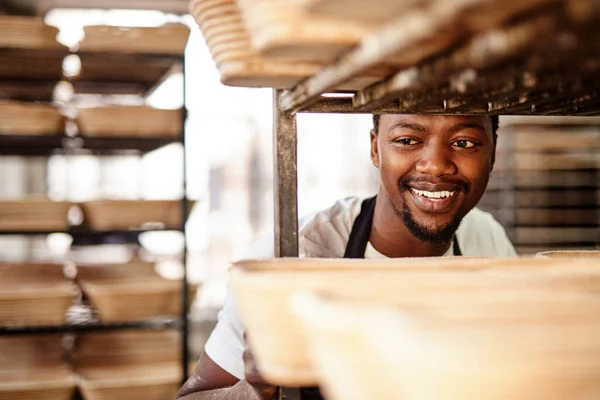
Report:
401,206,462,245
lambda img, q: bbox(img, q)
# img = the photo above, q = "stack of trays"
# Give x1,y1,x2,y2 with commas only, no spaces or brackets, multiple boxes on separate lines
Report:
0,335,75,400
189,0,391,89
0,16,65,50
0,263,77,327
0,101,65,136
76,262,197,323
190,0,554,89
482,122,600,254
0,16,67,81
74,330,181,400
229,257,600,399
78,25,190,55
80,200,191,231
77,106,182,138
0,198,71,232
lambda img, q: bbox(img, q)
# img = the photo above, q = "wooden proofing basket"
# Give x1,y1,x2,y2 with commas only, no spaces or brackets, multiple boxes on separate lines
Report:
230,257,600,386
77,263,197,323
81,200,191,231
0,263,76,326
75,330,181,400
0,199,71,231
0,335,76,400
77,106,182,138
292,286,600,400
78,24,190,55
0,101,65,136
537,250,600,258
0,16,66,50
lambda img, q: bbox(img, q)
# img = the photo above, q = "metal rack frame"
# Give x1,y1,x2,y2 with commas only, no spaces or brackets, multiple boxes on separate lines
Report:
0,46,192,384
271,6,600,396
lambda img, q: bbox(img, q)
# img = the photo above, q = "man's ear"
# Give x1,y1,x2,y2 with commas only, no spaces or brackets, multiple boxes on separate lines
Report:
370,129,380,168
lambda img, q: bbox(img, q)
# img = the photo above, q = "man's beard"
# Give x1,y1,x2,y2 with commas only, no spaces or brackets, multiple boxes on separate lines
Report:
399,202,462,245
393,176,469,246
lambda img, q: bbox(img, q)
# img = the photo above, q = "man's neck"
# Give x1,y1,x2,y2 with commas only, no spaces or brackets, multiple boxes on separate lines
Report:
369,192,452,258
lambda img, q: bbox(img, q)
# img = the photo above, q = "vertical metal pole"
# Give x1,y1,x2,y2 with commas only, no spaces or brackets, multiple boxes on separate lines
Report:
181,55,190,383
273,90,301,400
273,90,299,258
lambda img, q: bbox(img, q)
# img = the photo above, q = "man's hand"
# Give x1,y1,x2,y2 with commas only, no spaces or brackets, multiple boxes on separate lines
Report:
243,334,278,400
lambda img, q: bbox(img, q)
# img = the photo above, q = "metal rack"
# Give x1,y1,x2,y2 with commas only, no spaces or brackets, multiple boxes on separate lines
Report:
271,4,600,399
0,45,192,384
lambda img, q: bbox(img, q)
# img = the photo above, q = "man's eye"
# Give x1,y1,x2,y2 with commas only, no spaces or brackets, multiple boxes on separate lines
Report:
396,138,419,145
452,140,476,149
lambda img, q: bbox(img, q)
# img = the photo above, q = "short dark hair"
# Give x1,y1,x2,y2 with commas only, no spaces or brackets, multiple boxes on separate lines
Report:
372,114,499,142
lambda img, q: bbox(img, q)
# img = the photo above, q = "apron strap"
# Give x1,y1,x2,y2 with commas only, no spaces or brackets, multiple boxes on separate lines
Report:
453,235,463,256
343,196,377,258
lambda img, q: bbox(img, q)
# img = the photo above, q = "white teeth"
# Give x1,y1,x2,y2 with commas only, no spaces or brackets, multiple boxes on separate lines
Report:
412,189,456,199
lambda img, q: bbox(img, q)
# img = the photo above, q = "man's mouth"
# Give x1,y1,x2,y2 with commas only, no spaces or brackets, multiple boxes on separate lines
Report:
410,189,457,200
407,186,461,213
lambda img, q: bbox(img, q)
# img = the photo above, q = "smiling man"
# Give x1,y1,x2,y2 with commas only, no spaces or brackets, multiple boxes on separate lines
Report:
177,114,516,400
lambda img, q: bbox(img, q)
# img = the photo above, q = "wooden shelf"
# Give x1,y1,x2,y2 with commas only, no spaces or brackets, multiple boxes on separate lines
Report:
0,134,182,156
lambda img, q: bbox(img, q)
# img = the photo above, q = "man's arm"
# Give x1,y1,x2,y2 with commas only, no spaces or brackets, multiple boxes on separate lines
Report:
176,350,277,400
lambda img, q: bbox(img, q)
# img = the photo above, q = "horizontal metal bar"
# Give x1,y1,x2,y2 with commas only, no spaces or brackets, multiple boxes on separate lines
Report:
0,318,181,335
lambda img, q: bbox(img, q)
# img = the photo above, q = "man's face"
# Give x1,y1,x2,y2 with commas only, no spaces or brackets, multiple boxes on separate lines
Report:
371,114,495,245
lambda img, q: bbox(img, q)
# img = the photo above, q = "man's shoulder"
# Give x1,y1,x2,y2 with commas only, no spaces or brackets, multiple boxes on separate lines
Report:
244,196,366,259
299,196,365,258
457,207,516,257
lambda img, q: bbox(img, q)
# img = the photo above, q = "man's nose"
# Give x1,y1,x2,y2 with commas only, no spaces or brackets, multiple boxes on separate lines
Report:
415,143,457,177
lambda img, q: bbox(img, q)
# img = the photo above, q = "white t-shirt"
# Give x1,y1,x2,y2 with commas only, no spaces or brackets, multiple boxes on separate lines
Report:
204,196,517,379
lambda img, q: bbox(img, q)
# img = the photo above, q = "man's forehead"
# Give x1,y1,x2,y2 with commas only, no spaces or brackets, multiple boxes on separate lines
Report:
381,114,491,128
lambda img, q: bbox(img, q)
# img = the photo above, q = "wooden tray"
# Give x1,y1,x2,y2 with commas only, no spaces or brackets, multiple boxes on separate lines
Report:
76,262,197,323
190,0,392,89
537,250,600,258
75,331,181,400
0,335,76,400
0,101,64,136
292,0,424,23
77,363,181,400
237,0,372,63
292,291,600,400
0,16,66,50
77,106,182,138
481,208,600,226
0,199,71,232
81,200,190,231
229,257,600,386
78,24,190,55
479,189,600,208
507,227,600,245
79,279,197,323
0,263,77,326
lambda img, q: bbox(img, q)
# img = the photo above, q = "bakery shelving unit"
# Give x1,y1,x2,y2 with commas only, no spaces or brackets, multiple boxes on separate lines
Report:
266,2,600,398
0,31,193,384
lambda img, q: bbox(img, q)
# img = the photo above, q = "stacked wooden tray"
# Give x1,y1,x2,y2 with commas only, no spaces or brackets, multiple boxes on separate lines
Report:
0,334,75,400
481,122,600,254
0,198,71,232
81,200,190,231
76,262,197,323
74,330,181,400
77,106,182,138
78,25,190,55
0,101,65,136
0,263,77,327
229,257,600,398
229,257,600,386
0,16,65,50
189,0,391,89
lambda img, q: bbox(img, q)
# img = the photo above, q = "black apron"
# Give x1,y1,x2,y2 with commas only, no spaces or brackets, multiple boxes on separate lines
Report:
299,196,462,400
